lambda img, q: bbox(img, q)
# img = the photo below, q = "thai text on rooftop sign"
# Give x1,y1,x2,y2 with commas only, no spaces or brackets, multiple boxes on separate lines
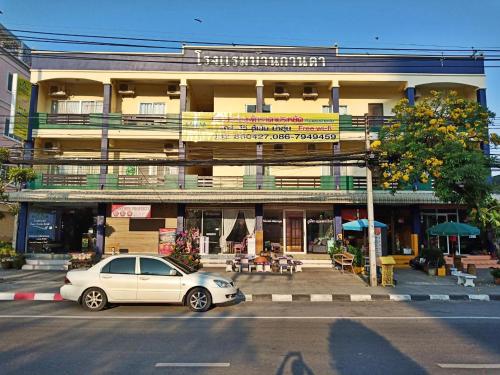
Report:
182,112,339,143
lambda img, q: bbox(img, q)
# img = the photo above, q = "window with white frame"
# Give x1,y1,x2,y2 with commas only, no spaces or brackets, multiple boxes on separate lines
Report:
339,105,348,115
51,100,103,114
322,105,332,113
7,73,13,92
139,102,166,115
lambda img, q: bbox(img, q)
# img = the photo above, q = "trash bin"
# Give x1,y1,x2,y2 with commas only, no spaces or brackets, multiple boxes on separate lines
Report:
379,256,396,287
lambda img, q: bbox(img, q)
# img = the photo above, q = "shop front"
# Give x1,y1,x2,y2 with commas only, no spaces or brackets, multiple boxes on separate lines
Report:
26,203,98,254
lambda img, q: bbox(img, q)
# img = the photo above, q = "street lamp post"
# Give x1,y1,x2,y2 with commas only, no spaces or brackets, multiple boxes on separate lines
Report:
365,115,377,287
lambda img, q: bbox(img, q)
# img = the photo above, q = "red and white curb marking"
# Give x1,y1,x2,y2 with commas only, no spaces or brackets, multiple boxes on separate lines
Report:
0,292,63,301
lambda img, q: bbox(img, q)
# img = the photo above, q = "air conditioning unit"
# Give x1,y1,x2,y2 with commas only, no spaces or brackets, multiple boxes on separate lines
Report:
49,85,67,98
43,141,61,154
303,85,318,100
166,84,180,98
163,143,176,153
118,83,135,96
273,85,289,100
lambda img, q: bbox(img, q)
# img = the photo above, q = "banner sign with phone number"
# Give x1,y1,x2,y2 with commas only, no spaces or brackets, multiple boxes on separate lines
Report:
182,112,339,143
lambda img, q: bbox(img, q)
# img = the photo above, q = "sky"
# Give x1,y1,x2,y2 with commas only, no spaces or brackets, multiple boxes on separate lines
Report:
2,0,499,162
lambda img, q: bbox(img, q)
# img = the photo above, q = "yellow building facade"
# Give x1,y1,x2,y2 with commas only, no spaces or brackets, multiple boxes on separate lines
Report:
11,46,488,261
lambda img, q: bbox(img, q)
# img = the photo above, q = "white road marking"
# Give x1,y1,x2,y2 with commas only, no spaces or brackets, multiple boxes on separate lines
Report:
430,295,450,301
0,293,15,300
389,294,411,301
438,363,500,369
0,315,499,320
34,293,57,301
155,363,230,368
468,295,490,301
311,294,333,302
350,294,372,302
272,294,292,302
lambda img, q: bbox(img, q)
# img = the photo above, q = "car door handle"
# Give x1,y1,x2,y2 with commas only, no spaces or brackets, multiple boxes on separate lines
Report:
139,276,150,280
101,275,112,279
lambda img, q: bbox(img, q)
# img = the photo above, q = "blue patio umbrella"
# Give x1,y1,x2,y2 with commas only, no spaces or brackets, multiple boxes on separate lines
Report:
342,219,388,232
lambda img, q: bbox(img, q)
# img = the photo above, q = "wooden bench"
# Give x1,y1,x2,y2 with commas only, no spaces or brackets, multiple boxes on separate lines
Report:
333,252,354,273
454,271,477,287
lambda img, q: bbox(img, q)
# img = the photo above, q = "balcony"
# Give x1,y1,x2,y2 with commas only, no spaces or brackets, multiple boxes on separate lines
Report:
28,174,433,191
339,115,394,132
34,113,180,132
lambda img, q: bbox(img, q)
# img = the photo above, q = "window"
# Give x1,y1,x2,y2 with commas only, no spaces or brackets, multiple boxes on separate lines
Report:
139,102,165,115
339,105,348,115
3,118,10,136
322,105,331,113
7,73,13,92
51,100,103,114
101,257,136,274
140,258,174,276
246,104,271,113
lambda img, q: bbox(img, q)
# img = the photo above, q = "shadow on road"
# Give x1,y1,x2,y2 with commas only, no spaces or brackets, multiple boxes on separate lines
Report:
329,320,429,375
276,352,315,375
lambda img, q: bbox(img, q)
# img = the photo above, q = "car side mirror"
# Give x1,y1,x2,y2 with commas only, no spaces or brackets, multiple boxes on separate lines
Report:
169,269,178,276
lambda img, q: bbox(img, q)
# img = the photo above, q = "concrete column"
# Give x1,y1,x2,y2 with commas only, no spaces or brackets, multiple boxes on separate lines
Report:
95,203,107,257
334,205,342,241
331,85,341,189
405,87,416,106
99,84,112,187
25,84,39,153
178,83,187,189
176,203,186,234
15,202,28,253
410,205,421,256
255,203,263,254
256,83,264,189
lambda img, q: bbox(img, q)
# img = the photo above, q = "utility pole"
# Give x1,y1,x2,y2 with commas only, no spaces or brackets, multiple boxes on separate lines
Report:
365,114,377,287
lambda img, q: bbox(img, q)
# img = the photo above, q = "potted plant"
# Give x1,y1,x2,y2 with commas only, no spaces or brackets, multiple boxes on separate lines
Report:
421,248,445,276
0,245,15,269
492,269,500,285
348,245,364,274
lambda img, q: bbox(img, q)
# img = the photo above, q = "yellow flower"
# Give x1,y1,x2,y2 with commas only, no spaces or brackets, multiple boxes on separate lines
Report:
429,119,437,125
402,174,410,182
383,182,390,189
371,140,381,149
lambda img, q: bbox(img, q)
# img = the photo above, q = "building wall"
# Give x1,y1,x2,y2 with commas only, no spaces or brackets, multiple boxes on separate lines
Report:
105,203,177,253
119,83,180,114
0,47,30,147
0,204,15,242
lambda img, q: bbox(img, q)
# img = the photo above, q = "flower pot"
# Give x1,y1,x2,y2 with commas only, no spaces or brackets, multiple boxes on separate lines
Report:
437,267,446,277
353,266,364,274
427,268,437,276
0,260,13,269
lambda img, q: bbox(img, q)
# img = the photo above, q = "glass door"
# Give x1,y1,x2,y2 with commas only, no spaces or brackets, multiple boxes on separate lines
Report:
202,210,222,254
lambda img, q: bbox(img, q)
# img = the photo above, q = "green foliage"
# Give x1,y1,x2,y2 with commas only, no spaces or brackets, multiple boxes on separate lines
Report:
420,247,445,268
491,268,500,279
347,245,363,267
327,240,344,258
375,90,498,235
7,167,37,186
0,148,9,163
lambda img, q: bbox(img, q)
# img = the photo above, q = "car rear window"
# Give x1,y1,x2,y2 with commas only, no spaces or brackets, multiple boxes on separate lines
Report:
101,258,136,274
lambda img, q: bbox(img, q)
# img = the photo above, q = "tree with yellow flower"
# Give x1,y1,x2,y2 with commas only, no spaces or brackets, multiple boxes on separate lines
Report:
375,90,499,239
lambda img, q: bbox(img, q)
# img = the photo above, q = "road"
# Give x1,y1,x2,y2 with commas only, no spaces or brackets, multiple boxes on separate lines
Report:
0,301,499,375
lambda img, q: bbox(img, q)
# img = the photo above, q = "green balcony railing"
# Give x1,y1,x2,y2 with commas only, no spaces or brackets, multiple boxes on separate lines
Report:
29,173,434,192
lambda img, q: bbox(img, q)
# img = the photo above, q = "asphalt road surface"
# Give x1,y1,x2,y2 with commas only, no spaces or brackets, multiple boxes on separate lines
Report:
0,301,499,375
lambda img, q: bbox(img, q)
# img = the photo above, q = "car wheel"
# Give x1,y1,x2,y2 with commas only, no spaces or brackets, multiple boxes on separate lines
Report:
187,287,212,312
81,288,107,311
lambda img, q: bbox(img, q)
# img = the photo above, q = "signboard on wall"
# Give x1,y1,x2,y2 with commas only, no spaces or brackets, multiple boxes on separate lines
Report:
111,204,151,218
27,210,56,241
158,228,177,255
182,112,340,143
13,76,31,140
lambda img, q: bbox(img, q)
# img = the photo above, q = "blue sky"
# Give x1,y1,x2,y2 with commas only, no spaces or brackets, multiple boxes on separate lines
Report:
2,0,499,160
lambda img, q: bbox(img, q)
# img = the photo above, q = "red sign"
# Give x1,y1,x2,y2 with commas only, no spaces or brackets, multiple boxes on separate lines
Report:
111,204,151,218
159,228,177,255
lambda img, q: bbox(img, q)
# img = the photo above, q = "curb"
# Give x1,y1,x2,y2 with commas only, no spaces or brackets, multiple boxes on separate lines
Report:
241,294,500,302
0,292,499,303
0,292,63,301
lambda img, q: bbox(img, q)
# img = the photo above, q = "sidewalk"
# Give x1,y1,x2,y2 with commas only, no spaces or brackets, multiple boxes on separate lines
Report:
1,267,499,301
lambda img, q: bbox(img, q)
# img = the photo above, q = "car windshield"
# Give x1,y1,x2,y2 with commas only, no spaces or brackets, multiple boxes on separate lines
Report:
163,256,197,274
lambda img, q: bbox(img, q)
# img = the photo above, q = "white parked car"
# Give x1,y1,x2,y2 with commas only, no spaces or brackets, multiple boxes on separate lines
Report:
60,254,238,312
